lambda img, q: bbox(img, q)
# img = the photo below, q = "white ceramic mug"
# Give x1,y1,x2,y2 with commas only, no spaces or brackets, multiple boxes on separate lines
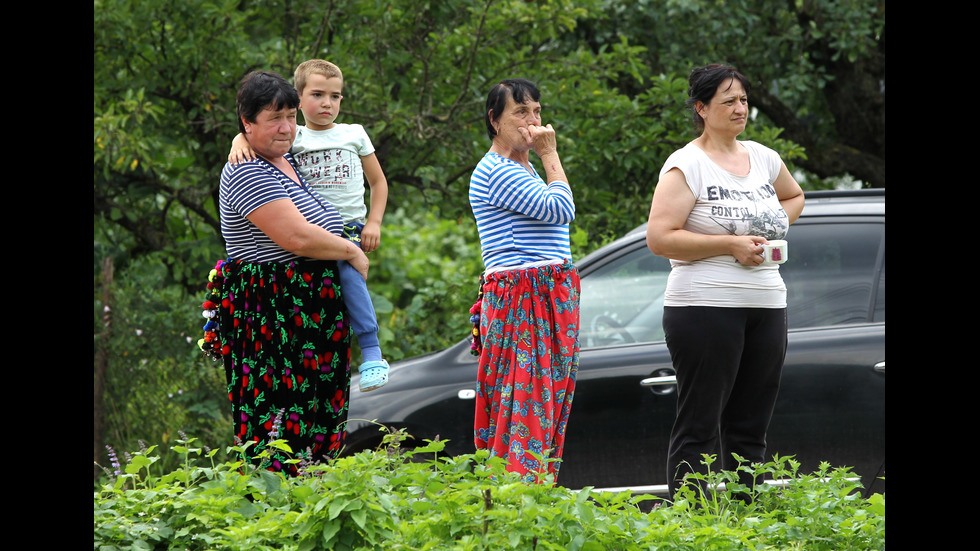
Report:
761,240,788,265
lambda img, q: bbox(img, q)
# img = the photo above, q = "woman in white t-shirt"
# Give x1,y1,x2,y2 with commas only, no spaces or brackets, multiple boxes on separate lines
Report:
645,64,805,502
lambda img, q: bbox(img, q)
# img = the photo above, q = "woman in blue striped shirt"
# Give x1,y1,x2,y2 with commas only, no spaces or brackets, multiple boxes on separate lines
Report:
205,71,369,475
469,79,580,483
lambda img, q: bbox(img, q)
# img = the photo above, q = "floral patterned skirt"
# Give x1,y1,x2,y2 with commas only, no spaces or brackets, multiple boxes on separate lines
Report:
209,258,351,475
474,261,580,483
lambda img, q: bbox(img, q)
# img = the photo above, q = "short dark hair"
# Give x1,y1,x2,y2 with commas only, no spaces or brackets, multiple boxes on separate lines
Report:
485,78,541,141
686,64,750,134
236,70,300,135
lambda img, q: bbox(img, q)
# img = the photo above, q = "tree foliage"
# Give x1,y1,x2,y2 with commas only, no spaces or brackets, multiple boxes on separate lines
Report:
95,0,886,279
568,0,885,189
94,0,884,478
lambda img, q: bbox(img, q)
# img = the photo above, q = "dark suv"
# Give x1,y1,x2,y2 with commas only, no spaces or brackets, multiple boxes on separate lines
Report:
346,189,885,496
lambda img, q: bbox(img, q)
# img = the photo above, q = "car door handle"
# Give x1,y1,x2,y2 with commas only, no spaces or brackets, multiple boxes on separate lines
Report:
874,361,885,374
640,375,677,387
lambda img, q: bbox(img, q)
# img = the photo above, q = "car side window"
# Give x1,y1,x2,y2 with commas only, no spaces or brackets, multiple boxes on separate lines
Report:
578,245,671,348
781,221,885,329
578,219,884,348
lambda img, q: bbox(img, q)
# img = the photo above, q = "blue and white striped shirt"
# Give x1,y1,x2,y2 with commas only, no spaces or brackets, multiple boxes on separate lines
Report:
468,152,575,269
220,153,345,263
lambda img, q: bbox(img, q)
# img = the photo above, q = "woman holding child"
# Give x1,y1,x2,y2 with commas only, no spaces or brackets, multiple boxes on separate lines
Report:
204,70,367,475
468,79,580,483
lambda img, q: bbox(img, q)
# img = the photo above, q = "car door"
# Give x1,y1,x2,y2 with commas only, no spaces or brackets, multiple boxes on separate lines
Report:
769,216,886,494
559,237,678,490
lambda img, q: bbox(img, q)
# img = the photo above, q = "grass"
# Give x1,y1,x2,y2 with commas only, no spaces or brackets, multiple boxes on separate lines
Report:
95,427,884,550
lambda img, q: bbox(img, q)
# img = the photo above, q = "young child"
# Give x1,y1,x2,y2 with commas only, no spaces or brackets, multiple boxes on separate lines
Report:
229,59,390,392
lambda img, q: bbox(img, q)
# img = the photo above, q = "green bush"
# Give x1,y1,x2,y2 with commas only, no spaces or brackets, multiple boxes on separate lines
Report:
95,428,884,550
95,253,232,473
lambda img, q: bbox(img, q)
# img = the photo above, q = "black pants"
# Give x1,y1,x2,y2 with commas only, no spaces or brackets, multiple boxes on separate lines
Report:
663,306,787,500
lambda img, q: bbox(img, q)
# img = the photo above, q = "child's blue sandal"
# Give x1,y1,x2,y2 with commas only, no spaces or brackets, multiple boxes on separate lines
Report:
358,359,390,392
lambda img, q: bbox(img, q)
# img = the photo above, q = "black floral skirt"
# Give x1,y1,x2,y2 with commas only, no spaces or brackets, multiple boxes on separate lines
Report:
204,258,351,475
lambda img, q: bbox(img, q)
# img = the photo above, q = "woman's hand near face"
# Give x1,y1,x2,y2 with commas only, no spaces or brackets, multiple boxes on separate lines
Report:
520,123,567,185
519,123,557,157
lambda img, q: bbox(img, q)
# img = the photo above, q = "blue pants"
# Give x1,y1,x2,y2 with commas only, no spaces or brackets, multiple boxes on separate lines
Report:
663,306,787,500
339,222,380,350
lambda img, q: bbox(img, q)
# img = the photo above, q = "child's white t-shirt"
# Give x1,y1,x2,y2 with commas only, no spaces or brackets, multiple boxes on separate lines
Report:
291,123,375,223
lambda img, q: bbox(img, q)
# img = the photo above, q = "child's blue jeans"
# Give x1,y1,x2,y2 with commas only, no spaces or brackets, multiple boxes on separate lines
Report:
339,222,380,350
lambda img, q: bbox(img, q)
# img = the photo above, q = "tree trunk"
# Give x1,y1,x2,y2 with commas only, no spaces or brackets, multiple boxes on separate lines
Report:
94,256,113,480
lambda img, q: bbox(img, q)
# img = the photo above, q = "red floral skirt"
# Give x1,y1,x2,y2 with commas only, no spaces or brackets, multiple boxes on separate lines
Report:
474,261,580,483
211,258,351,475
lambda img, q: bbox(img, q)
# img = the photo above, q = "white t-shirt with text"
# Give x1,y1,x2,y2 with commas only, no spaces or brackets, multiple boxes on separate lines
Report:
658,140,790,308
291,123,375,223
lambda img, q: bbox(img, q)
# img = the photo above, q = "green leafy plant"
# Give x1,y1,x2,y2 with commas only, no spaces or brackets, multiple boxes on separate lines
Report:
95,428,884,550
95,254,232,476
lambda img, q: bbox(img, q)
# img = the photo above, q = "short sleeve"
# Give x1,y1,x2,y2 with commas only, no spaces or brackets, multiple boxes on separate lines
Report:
351,124,375,157
658,144,703,197
742,141,782,183
221,162,289,217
